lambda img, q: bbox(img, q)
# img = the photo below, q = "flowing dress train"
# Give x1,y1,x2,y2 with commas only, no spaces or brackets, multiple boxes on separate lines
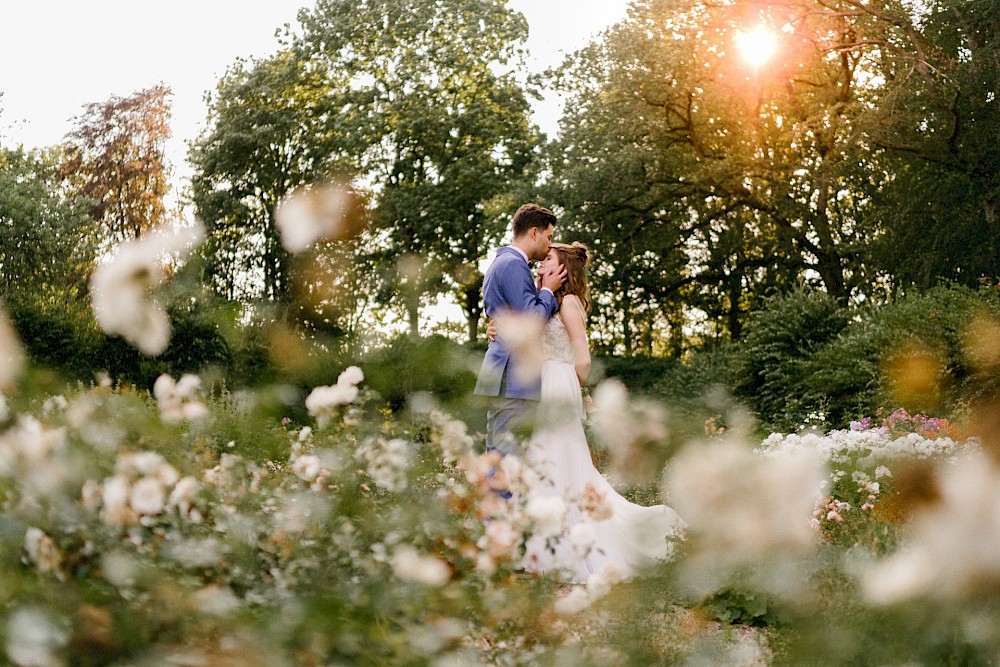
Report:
522,312,685,583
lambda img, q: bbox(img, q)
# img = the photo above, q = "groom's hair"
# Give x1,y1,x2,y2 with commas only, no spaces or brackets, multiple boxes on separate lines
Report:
512,204,557,238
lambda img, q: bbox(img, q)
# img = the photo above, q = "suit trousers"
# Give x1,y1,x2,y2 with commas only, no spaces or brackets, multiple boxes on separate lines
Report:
485,371,537,457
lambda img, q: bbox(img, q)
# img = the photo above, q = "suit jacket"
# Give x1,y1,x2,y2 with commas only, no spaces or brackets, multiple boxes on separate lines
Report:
474,246,559,400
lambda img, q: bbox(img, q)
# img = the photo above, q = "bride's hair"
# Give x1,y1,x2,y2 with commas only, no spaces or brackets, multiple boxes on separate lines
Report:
549,241,591,313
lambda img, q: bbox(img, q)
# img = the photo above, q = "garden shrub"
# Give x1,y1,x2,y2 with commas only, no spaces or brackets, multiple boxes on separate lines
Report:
5,291,102,381
731,283,1000,432
595,354,679,394
363,334,479,412
733,287,852,432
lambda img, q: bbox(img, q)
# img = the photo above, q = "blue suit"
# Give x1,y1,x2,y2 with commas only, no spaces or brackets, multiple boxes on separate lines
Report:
475,246,559,455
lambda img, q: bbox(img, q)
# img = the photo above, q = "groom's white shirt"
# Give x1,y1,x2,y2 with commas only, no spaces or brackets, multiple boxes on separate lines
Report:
508,245,555,297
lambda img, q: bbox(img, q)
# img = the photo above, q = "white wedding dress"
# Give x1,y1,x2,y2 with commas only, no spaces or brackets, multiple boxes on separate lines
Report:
522,309,685,583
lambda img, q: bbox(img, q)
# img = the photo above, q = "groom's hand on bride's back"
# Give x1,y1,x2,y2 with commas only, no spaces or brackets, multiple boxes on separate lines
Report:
540,263,567,293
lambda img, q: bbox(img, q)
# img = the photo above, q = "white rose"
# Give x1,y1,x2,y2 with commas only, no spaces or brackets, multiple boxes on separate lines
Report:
292,454,322,481
337,365,364,386
391,547,450,587
129,477,166,515
6,608,67,667
569,522,597,552
168,476,199,514
526,495,566,538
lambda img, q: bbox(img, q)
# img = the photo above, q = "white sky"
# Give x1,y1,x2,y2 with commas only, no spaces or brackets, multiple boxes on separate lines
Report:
0,0,630,192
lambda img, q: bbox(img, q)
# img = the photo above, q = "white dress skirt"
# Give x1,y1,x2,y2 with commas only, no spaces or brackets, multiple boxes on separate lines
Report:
522,313,685,583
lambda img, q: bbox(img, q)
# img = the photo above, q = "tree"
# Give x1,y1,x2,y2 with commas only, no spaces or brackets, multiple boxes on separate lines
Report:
0,147,95,299
190,49,361,303
60,85,172,245
546,0,942,351
294,0,539,340
866,0,1000,287
191,0,539,341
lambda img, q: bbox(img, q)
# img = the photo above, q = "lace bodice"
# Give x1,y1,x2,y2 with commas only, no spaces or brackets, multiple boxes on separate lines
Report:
542,314,575,364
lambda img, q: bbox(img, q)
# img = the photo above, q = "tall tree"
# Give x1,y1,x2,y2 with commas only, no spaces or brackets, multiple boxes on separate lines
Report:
547,0,930,351
867,0,1000,287
191,0,539,341
60,85,172,244
190,49,361,303
0,147,95,299
294,0,539,340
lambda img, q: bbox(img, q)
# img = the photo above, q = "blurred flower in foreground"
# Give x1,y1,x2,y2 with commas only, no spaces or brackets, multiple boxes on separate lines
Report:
153,373,209,424
305,366,364,428
553,563,625,615
23,528,63,580
861,449,1000,604
89,223,204,356
6,607,68,667
590,379,670,485
491,311,544,387
274,181,365,252
429,410,474,465
664,438,825,597
357,436,411,492
0,304,24,390
391,546,451,587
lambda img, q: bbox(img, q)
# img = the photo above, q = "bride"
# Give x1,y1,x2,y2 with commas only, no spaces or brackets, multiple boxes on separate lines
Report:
515,242,685,583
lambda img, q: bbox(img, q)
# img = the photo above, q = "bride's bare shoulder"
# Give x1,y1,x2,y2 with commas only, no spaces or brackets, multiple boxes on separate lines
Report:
559,294,587,321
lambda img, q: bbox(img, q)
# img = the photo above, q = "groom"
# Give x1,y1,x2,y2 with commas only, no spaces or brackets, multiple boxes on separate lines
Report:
475,203,566,457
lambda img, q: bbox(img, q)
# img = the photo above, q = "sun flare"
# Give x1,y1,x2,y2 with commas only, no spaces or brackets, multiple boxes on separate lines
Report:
735,26,779,69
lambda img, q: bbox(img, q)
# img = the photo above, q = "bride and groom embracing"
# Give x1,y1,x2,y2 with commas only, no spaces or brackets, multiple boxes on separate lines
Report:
474,203,684,584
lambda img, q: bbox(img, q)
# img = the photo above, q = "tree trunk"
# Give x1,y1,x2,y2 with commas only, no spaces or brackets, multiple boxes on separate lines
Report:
407,297,420,337
461,275,484,344
727,269,743,340
812,174,849,303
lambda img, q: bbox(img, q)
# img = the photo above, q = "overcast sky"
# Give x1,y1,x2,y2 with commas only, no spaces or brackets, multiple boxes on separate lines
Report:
0,0,629,189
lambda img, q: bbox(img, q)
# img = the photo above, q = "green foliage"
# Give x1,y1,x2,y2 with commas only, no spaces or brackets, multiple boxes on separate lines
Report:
733,287,853,432
0,147,95,299
701,586,784,626
5,290,250,392
595,355,678,395
191,0,540,342
362,334,479,413
726,284,1000,432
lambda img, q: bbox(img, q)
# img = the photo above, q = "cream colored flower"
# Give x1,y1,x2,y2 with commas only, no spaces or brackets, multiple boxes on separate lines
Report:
492,311,545,387
580,480,613,521
24,528,62,578
292,454,322,481
483,519,522,560
358,437,411,492
153,373,208,424
431,411,474,464
168,476,199,515
338,365,364,386
553,586,592,615
305,367,364,427
569,522,597,553
6,607,68,667
129,477,165,516
861,450,1000,604
526,494,567,538
89,223,204,356
274,181,360,252
664,438,825,596
391,546,451,587
589,379,669,484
